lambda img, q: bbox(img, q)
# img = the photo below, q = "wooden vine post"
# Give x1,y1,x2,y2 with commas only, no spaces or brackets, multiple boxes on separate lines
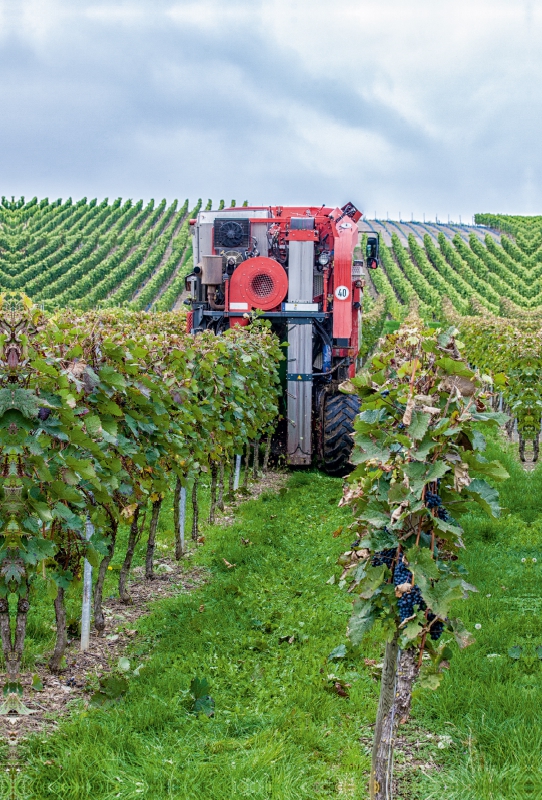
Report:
80,515,94,651
338,315,509,798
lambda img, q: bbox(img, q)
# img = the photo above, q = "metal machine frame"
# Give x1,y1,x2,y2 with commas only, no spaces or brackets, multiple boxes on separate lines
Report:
185,203,379,472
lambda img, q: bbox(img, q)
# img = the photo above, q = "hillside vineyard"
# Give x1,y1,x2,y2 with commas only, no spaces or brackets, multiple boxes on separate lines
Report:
359,213,542,318
0,196,209,312
1,199,537,317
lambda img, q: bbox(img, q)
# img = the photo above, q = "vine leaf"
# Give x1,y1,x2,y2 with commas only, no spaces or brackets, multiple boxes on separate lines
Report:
467,478,501,518
357,564,387,600
327,644,347,661
408,411,430,441
435,357,474,378
347,599,376,646
448,617,475,649
470,430,487,451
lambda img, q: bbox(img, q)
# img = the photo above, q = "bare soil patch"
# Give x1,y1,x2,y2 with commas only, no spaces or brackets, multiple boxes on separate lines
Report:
357,718,446,799
1,560,206,742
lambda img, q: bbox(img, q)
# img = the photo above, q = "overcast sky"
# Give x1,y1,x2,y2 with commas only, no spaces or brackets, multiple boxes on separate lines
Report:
0,0,539,220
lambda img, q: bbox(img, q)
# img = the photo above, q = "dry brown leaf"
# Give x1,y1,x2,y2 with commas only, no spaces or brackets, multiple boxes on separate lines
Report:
121,503,138,519
454,462,471,492
339,485,364,507
391,501,409,523
402,397,416,426
442,375,476,397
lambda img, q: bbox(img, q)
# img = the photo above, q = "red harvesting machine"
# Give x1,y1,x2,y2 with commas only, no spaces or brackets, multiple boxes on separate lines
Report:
185,203,379,475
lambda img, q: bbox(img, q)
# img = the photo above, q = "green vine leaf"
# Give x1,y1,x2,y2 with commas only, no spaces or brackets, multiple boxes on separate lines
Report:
467,478,502,518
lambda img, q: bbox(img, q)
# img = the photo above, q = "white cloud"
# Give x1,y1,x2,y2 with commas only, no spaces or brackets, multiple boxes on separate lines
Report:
167,1,258,31
0,0,539,217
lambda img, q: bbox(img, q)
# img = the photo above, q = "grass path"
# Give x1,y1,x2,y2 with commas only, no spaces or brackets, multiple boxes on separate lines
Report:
14,472,384,799
7,437,536,799
400,438,541,799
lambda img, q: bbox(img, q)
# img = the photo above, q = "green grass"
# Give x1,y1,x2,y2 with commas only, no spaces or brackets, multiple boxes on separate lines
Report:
15,471,386,799
9,436,540,799
400,436,542,800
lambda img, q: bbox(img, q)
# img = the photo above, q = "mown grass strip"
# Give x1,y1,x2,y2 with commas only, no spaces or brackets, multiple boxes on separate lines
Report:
399,438,541,800
18,472,384,799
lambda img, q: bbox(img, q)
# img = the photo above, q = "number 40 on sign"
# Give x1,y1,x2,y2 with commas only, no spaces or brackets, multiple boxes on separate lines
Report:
335,285,350,300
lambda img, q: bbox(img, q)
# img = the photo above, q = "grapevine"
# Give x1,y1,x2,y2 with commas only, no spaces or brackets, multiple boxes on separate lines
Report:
0,293,282,691
338,312,508,799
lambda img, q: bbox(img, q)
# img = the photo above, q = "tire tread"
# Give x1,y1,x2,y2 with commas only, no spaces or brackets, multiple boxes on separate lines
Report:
322,393,360,476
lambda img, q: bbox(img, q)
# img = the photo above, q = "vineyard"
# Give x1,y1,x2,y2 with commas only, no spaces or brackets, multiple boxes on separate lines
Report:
0,204,539,800
0,196,251,312
360,214,542,332
2,197,537,322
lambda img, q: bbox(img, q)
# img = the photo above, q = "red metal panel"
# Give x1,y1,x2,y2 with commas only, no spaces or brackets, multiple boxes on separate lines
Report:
186,311,193,333
331,219,358,341
286,229,319,242
229,317,250,328
351,282,360,365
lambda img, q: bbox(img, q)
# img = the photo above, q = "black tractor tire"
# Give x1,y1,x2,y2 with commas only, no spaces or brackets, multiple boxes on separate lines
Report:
322,393,360,476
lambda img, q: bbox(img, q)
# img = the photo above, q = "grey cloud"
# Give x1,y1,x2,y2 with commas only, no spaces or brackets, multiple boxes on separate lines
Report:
0,0,540,219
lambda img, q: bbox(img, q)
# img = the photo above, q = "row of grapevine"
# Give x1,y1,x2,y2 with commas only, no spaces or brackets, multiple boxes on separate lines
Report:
0,197,237,310
0,295,282,690
103,201,183,306
360,213,542,469
365,214,542,327
153,243,194,312
74,201,189,310
130,201,201,310
341,314,508,797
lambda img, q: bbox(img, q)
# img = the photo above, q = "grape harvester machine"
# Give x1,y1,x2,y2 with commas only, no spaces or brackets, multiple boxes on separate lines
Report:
185,203,379,475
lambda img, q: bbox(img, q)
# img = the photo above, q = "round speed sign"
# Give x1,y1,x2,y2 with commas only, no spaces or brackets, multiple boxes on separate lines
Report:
334,285,350,300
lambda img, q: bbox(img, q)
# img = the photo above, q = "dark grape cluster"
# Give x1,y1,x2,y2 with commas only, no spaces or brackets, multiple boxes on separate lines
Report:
371,548,396,569
397,585,426,622
393,556,412,586
425,490,442,509
371,550,444,633
427,612,444,640
425,489,454,523
393,554,426,621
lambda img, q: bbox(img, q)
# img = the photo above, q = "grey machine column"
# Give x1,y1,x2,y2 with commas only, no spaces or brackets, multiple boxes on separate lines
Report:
287,228,315,465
